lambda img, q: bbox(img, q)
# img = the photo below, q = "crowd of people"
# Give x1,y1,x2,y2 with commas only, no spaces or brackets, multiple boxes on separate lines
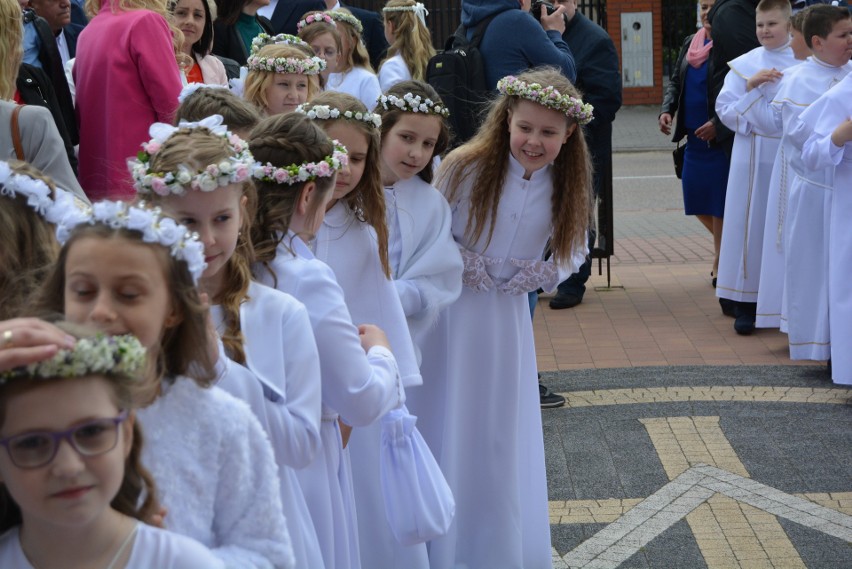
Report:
0,0,604,568
660,0,852,387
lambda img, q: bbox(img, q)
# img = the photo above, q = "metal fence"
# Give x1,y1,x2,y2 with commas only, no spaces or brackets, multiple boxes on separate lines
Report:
661,0,700,76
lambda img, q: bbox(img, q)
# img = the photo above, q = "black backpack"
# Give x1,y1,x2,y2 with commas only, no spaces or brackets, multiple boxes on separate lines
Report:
426,15,497,147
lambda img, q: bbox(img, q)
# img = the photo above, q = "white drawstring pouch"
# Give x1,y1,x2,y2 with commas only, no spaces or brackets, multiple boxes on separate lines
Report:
380,405,455,545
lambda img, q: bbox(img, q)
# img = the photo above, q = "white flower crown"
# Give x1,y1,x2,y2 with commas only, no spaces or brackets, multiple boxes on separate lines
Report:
246,53,326,75
296,103,382,128
496,76,595,126
0,333,147,383
327,10,363,34
297,11,335,31
0,160,55,218
53,200,207,283
382,2,428,24
376,92,449,117
177,83,229,104
128,115,254,197
251,33,308,55
252,141,349,186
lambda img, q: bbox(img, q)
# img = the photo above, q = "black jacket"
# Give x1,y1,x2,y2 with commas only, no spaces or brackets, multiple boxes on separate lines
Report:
707,0,760,148
660,33,715,144
269,0,325,35
212,16,274,66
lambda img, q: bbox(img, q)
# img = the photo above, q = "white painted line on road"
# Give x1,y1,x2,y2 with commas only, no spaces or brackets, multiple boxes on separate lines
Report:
613,175,677,180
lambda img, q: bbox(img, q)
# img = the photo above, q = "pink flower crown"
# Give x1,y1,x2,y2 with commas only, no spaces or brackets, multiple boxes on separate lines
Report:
297,11,335,31
496,76,594,126
252,141,349,186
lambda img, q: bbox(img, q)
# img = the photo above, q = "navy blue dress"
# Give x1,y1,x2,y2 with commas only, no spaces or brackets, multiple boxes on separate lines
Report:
681,55,729,217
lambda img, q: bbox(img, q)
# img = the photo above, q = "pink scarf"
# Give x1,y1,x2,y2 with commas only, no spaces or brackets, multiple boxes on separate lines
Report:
687,28,713,69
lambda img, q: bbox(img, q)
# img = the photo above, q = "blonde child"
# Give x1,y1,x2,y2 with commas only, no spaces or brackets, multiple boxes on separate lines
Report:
378,0,434,90
249,112,405,569
297,11,341,85
410,68,591,569
299,92,426,569
714,0,798,334
375,80,462,363
31,201,295,569
244,43,325,116
131,117,325,569
324,10,382,110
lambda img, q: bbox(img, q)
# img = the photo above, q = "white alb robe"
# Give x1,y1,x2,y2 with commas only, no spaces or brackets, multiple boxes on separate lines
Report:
377,54,411,91
715,42,798,304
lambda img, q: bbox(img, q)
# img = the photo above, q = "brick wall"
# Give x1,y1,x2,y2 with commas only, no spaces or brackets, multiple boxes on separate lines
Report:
606,0,663,106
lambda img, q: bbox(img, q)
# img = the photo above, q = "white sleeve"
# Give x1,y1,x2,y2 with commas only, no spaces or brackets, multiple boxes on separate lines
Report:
378,57,409,92
735,86,782,135
360,72,382,111
802,131,845,171
715,70,753,135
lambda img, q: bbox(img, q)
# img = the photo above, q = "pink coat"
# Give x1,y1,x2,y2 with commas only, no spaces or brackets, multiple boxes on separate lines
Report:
74,3,182,202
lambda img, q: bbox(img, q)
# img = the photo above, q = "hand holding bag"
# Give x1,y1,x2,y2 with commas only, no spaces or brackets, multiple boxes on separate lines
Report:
380,405,455,545
672,139,686,179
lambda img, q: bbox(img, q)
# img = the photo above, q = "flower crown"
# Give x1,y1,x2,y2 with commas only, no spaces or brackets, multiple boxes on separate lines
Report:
296,103,382,128
0,160,55,218
252,141,349,186
382,2,429,24
246,53,326,75
53,200,207,283
327,10,363,34
0,333,147,383
251,32,308,55
128,115,254,197
496,76,595,126
297,11,335,31
177,82,228,104
376,92,449,117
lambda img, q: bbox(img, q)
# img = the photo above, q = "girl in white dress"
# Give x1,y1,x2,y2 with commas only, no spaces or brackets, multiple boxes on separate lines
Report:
415,68,592,569
249,112,405,569
131,118,326,569
0,325,224,569
299,92,427,569
375,80,463,364
378,0,434,91
244,43,325,116
324,10,382,110
32,201,295,569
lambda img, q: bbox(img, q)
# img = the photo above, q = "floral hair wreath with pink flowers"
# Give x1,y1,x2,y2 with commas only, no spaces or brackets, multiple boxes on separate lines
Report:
327,10,363,34
250,33,309,55
296,11,335,32
496,75,594,126
252,141,349,186
245,53,326,75
128,115,255,197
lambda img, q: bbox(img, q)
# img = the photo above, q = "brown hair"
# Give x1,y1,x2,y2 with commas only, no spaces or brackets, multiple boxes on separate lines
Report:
756,0,792,19
0,0,22,100
297,13,343,59
0,162,60,320
331,9,373,73
380,0,435,81
28,224,216,387
244,44,323,115
175,87,262,133
249,113,336,285
303,92,389,277
0,321,160,532
803,5,850,48
376,80,449,184
144,127,257,364
438,67,591,265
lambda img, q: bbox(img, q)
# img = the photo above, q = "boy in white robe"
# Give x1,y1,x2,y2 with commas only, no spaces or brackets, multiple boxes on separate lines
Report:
714,0,798,334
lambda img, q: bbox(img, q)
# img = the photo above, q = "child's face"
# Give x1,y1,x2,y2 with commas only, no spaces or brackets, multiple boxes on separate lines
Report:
64,236,180,351
381,113,441,185
325,121,369,202
171,0,205,51
0,376,132,531
814,18,852,67
383,19,395,45
755,8,790,50
160,184,245,297
507,100,574,178
310,32,339,75
265,73,309,116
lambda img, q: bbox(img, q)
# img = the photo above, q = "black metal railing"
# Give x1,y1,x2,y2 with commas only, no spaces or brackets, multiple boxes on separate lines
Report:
661,0,699,77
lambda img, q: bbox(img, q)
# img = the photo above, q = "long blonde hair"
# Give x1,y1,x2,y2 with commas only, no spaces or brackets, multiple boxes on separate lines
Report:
331,9,373,74
244,44,323,115
0,0,22,100
380,0,435,81
438,68,592,265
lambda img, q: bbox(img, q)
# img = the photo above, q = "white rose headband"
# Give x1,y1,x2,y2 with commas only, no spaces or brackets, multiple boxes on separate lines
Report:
128,115,254,197
53,200,208,284
297,11,335,31
496,75,595,126
246,53,326,75
252,141,349,186
376,92,449,117
328,10,363,34
0,160,55,219
296,103,382,128
382,2,428,25
251,32,309,55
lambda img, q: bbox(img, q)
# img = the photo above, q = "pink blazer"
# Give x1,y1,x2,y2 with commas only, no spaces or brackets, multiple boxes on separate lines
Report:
74,3,182,202
197,53,229,86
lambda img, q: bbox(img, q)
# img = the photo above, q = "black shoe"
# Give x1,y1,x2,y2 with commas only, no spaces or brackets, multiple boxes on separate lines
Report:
540,383,565,409
549,292,582,310
719,297,736,318
733,302,756,335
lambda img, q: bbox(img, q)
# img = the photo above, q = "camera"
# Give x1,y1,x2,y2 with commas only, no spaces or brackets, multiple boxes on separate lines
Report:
530,0,558,21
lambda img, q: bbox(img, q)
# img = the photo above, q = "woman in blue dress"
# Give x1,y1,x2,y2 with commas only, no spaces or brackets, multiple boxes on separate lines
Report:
659,0,729,285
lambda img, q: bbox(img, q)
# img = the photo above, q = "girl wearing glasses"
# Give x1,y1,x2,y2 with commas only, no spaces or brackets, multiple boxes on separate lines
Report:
0,324,224,568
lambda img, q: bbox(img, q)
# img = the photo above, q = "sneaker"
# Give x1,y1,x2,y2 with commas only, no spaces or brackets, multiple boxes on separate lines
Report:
540,383,565,409
549,292,582,310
